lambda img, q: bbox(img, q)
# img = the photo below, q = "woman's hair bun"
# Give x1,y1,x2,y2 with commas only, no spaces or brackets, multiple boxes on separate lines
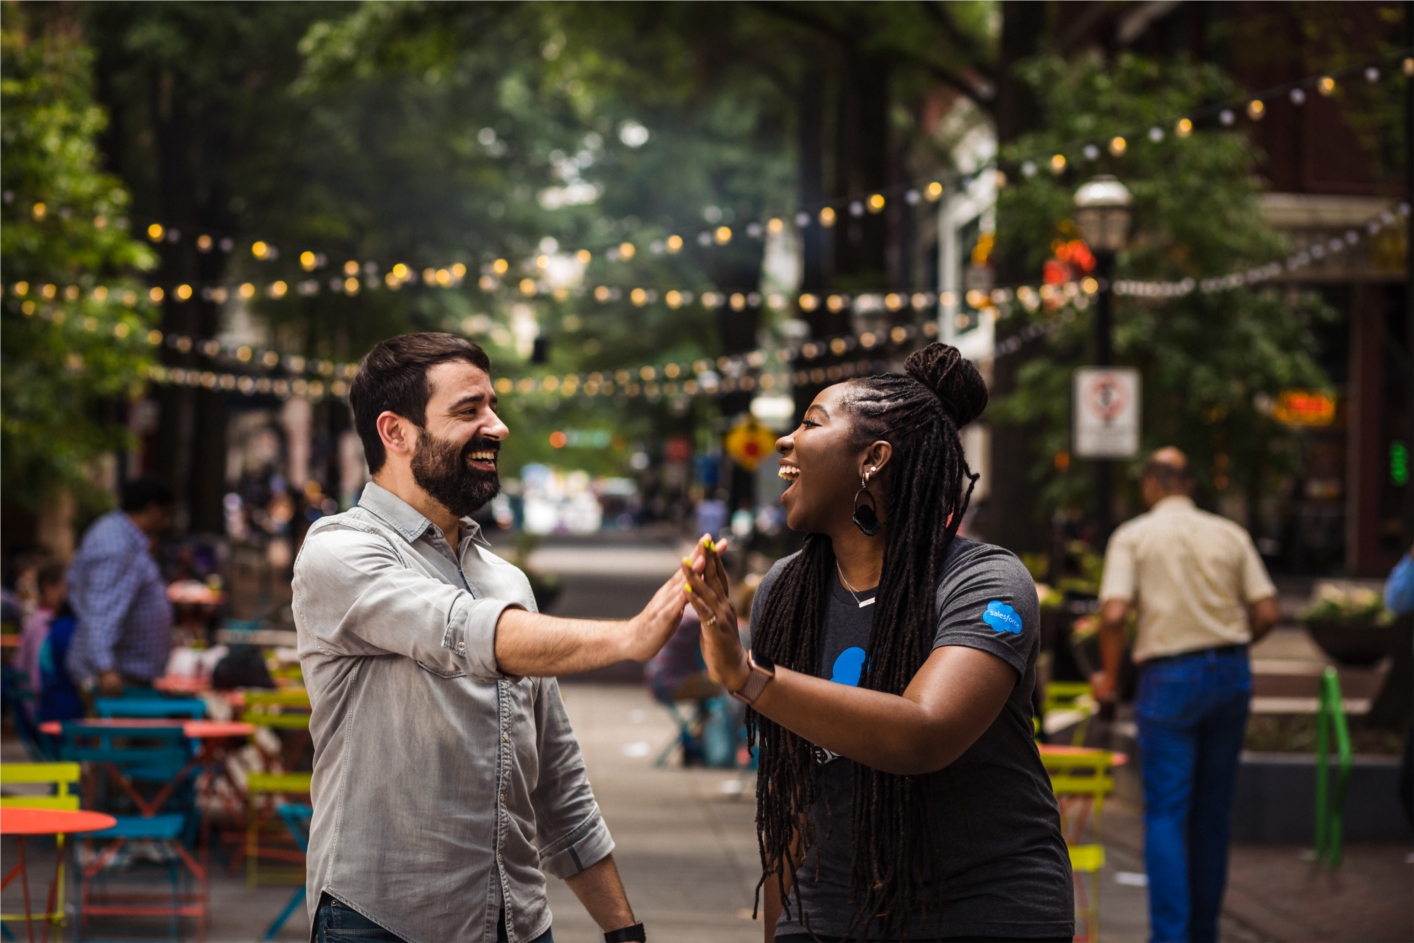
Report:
903,343,988,427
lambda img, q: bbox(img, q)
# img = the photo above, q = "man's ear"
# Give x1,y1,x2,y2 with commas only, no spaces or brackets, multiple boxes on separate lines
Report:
376,411,416,459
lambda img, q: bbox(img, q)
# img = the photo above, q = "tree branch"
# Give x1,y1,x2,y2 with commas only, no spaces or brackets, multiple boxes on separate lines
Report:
749,0,850,44
918,0,997,83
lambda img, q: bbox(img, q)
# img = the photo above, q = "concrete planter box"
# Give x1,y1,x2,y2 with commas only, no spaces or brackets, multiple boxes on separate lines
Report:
1230,752,1411,843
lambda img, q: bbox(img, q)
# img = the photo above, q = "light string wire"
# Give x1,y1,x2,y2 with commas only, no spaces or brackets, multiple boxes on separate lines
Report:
5,197,1402,388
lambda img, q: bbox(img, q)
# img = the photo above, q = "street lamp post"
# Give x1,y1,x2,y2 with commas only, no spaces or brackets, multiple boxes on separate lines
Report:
1073,175,1134,545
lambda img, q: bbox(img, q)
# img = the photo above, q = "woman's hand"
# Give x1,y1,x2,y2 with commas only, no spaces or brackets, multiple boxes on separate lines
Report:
681,535,750,693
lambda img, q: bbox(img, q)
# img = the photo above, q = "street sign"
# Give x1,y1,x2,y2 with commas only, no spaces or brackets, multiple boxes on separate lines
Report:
1073,367,1140,458
724,416,778,471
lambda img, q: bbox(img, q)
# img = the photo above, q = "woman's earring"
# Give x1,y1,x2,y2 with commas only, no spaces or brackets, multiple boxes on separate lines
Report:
852,472,882,536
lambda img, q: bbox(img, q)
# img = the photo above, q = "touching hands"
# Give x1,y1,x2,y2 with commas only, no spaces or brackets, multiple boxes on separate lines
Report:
680,534,750,693
623,569,692,662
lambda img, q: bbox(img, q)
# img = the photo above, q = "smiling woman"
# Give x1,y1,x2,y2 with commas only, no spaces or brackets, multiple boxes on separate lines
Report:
679,343,1075,942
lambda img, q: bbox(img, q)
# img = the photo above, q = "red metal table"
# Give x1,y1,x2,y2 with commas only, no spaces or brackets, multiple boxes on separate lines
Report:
1,808,117,943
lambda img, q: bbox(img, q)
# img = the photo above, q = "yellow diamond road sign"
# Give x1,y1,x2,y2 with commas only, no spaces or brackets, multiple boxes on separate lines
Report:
725,417,778,472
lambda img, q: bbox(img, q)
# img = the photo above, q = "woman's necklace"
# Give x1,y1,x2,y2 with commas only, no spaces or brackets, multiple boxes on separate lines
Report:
836,563,876,609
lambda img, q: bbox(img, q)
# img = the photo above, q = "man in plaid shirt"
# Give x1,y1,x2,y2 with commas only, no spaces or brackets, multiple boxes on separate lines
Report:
66,478,175,697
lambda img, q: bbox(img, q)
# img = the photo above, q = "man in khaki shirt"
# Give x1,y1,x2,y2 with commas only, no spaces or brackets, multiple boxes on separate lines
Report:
1092,448,1278,943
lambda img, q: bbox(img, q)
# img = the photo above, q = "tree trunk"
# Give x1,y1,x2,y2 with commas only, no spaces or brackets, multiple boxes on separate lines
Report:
982,1,1051,555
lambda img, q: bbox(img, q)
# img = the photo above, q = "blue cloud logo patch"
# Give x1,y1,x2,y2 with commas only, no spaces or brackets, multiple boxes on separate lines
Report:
830,647,867,686
983,600,1023,635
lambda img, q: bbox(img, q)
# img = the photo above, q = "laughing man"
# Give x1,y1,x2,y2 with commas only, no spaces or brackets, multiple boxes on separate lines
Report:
293,333,686,943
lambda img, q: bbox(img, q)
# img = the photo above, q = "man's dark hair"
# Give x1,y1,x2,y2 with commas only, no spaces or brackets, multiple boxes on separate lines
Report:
1143,455,1193,493
120,478,174,513
349,333,492,474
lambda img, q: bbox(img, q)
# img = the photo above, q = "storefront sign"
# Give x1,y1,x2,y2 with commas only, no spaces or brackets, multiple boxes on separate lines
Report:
1073,367,1141,458
1273,390,1336,427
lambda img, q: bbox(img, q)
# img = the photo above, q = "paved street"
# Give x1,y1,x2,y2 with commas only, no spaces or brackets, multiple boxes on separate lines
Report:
4,535,1412,941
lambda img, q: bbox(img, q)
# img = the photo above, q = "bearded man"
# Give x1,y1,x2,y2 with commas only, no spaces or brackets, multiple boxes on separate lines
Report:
293,333,685,943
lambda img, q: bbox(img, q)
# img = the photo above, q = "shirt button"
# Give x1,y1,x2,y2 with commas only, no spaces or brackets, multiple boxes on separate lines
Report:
456,642,466,653
503,732,509,741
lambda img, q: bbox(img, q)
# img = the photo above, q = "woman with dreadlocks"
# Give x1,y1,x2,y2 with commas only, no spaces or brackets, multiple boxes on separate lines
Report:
679,343,1072,942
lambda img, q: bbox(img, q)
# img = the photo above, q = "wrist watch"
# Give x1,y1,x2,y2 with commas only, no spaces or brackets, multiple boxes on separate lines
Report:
604,923,646,942
729,650,776,705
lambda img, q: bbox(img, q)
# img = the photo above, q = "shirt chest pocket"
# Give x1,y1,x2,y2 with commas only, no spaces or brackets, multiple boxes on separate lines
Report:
415,659,467,680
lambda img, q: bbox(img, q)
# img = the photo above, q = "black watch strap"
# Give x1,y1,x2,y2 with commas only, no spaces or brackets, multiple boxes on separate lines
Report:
604,924,646,942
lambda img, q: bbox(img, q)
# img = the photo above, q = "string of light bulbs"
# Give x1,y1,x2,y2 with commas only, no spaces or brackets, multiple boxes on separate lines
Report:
11,183,1396,391
10,48,1406,299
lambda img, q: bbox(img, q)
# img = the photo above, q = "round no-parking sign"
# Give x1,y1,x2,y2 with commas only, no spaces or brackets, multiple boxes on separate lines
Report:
1073,368,1140,458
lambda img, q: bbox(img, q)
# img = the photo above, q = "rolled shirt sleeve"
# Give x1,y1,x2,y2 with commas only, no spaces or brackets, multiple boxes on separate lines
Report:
293,523,522,684
1098,525,1138,605
530,677,615,879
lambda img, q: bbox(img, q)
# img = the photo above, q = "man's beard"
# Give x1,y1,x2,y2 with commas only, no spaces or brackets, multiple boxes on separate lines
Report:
410,430,501,519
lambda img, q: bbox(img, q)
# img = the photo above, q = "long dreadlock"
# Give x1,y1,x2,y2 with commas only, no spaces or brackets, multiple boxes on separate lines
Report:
748,343,989,941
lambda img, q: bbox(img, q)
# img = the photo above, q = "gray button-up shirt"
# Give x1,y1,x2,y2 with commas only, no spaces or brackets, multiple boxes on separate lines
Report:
293,482,614,943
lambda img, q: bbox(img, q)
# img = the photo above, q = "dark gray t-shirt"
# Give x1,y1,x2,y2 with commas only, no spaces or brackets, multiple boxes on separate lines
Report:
753,538,1073,941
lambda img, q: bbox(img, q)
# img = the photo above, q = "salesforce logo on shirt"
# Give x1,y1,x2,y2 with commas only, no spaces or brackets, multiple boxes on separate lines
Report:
830,647,867,686
983,600,1023,635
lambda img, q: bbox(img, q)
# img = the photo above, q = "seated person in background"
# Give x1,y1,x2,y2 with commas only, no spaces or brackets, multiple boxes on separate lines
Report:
18,562,66,693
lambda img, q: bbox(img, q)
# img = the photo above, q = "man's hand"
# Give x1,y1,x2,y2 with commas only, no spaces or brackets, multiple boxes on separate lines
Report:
619,569,693,663
98,670,124,698
1092,598,1130,706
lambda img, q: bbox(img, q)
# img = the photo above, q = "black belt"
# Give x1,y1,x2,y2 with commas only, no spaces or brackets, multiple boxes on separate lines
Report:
1142,643,1247,667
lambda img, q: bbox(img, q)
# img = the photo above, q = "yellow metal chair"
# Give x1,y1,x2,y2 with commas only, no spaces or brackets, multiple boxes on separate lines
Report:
1,762,82,937
239,688,312,773
1042,681,1100,746
245,772,312,887
1040,747,1118,943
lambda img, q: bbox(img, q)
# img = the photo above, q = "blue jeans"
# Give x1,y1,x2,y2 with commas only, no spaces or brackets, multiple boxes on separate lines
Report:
315,895,554,943
1136,649,1251,943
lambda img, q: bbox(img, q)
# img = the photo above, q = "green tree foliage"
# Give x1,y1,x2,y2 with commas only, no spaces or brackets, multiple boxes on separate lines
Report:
993,53,1332,517
1,8,158,510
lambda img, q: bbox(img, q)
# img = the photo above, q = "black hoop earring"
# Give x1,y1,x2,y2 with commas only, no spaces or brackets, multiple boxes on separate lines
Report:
852,474,882,536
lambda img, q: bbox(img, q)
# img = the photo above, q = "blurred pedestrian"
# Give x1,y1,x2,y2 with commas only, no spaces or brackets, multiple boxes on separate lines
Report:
17,562,66,693
684,344,1073,942
66,478,175,698
1382,544,1414,827
295,333,683,943
695,490,728,541
1091,448,1279,943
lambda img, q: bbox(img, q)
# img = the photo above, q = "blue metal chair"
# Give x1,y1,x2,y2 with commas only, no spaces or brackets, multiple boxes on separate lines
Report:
55,721,208,941
0,663,53,759
263,803,312,940
95,697,207,720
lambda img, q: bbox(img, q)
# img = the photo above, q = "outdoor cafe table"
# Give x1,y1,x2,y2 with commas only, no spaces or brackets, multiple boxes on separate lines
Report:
40,719,257,837
1,807,117,943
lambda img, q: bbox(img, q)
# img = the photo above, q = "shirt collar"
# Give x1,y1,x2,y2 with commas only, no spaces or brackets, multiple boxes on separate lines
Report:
1152,494,1196,513
357,480,491,549
116,510,151,548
